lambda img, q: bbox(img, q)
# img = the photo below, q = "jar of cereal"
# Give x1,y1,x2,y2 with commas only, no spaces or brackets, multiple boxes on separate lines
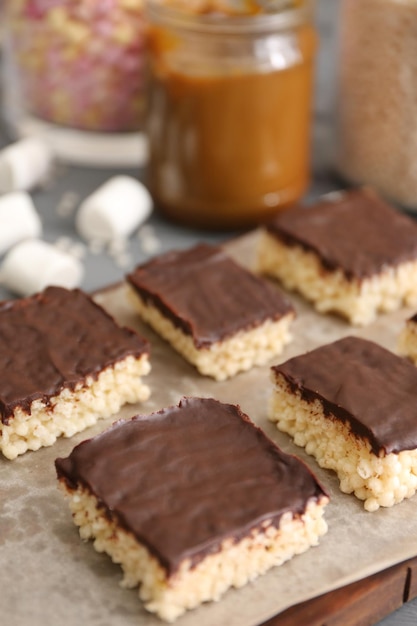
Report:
337,0,417,210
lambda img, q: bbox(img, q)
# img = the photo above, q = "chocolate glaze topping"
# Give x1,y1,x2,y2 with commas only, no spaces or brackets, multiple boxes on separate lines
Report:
55,397,327,575
0,286,149,424
272,336,417,455
266,188,417,280
127,243,294,348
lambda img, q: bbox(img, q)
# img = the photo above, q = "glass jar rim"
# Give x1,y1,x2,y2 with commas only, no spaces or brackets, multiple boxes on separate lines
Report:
145,0,315,34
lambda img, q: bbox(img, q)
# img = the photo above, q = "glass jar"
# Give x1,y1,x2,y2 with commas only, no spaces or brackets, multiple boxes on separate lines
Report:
145,0,317,230
2,0,148,167
337,0,417,211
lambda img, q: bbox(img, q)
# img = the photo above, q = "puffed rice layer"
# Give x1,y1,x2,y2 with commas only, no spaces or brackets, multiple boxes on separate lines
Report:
258,231,417,326
60,483,328,622
269,373,417,512
129,288,294,381
398,319,417,366
0,354,151,460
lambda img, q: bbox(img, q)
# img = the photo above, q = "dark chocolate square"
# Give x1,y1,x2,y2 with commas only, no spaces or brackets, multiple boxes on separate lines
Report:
127,243,293,348
56,396,326,575
273,336,417,455
0,286,149,424
266,188,417,280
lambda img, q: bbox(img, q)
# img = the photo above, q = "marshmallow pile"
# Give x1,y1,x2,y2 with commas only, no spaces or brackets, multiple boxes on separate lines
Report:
0,137,154,297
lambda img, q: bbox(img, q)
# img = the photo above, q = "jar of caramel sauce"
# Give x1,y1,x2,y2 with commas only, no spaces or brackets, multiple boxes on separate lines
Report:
146,0,317,230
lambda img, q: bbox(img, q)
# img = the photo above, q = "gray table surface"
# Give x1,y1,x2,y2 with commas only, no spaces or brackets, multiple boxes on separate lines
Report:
2,0,417,623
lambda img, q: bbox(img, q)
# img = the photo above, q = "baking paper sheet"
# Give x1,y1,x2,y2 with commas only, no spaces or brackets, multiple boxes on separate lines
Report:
3,230,417,626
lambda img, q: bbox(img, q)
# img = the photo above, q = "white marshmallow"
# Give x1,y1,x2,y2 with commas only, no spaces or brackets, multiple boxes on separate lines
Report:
76,176,153,243
0,239,84,296
0,191,42,254
0,137,54,194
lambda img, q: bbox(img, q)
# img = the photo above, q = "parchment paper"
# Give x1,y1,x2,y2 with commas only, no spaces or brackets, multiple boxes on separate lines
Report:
3,230,417,626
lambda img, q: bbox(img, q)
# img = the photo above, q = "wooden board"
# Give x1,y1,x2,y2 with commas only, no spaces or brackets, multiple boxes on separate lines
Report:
261,556,417,626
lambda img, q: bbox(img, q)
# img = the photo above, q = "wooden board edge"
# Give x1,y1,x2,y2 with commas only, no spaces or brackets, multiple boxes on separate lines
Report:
260,556,417,626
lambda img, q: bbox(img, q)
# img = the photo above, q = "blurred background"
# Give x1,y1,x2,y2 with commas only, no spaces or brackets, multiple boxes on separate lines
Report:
0,0,344,298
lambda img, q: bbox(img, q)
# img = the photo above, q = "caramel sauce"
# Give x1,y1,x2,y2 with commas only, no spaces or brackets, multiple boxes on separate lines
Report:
147,23,316,230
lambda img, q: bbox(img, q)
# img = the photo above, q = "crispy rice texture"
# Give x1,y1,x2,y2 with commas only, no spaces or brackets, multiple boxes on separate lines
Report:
269,373,417,512
128,288,293,381
398,320,417,366
257,231,417,326
59,483,328,622
0,355,151,460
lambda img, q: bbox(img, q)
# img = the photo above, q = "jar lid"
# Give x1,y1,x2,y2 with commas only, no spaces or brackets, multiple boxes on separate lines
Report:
146,0,315,34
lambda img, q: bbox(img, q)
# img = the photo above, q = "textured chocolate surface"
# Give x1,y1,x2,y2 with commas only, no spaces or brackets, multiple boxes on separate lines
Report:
266,188,417,280
127,243,294,348
55,397,326,575
272,336,417,455
0,286,149,424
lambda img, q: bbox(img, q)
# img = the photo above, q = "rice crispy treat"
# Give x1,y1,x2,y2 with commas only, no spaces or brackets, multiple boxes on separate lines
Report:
0,286,151,460
257,187,417,325
55,396,329,622
269,336,417,512
398,313,417,365
127,243,295,381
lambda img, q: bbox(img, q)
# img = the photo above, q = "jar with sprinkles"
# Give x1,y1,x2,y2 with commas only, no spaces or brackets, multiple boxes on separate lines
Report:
2,0,148,166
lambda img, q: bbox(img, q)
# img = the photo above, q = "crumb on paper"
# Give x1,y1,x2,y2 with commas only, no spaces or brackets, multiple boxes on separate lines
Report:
54,236,87,260
137,224,161,255
56,191,80,218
